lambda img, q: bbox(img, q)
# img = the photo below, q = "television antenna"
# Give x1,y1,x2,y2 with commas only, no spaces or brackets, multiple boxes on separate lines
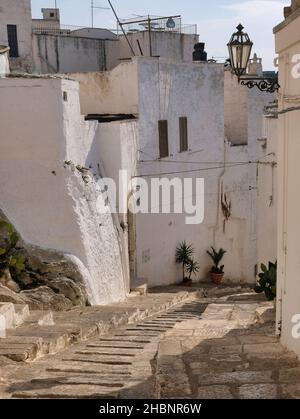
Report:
91,1,110,28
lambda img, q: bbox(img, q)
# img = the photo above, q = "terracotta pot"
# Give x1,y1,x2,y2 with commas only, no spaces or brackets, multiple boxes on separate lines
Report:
210,272,224,285
181,278,193,287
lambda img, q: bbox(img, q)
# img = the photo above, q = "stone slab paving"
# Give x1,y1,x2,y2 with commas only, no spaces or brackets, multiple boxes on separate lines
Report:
157,296,300,399
0,289,300,399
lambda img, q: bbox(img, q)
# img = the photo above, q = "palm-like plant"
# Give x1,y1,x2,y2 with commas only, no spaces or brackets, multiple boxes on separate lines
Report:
186,259,200,280
176,241,195,282
206,247,226,274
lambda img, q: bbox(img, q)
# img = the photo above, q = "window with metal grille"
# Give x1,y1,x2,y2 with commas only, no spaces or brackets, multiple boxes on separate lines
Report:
7,25,19,58
158,120,169,158
179,117,188,152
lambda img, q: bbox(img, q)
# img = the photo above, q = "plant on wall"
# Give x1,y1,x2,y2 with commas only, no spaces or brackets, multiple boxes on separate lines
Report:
176,241,199,285
221,183,232,233
254,261,277,301
0,221,26,282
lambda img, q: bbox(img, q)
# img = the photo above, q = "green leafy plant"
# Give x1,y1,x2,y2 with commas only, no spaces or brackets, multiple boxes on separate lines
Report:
206,247,226,274
254,261,277,301
0,221,26,278
176,241,195,282
186,259,200,280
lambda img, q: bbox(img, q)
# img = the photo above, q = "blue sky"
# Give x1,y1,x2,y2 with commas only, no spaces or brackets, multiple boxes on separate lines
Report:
31,0,289,69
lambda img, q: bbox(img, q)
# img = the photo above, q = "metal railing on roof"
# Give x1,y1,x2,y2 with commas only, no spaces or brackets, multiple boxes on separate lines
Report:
32,23,118,36
117,16,197,35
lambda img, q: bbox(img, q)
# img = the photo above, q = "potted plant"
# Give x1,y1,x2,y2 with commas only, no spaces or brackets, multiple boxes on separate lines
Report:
176,241,199,286
186,258,200,286
254,261,277,301
206,247,227,285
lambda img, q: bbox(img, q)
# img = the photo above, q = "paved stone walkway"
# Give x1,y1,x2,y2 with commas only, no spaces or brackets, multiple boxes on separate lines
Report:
1,290,300,399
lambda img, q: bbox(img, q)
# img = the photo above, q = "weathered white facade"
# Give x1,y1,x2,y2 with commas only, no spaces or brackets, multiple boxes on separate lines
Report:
0,76,129,305
0,46,10,76
257,105,278,268
71,57,271,288
118,31,199,62
0,0,33,72
32,34,119,73
274,3,300,358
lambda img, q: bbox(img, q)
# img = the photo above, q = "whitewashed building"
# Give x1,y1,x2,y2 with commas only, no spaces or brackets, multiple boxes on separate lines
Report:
274,1,300,358
0,0,33,72
0,74,129,305
70,56,271,288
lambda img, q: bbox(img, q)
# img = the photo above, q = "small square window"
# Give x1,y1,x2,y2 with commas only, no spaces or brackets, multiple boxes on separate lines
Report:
50,12,55,18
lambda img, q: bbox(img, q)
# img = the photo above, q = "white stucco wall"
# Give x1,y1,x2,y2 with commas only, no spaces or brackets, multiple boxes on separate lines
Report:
0,77,128,305
257,112,278,268
32,35,119,74
68,61,139,115
118,32,199,62
133,59,265,287
0,49,9,76
274,10,300,358
0,0,33,72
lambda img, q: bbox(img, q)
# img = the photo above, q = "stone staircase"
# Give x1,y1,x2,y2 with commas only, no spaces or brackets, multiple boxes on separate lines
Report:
0,289,190,365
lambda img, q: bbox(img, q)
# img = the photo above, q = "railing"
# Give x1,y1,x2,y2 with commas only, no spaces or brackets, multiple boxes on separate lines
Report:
32,20,197,37
32,24,118,36
117,16,197,36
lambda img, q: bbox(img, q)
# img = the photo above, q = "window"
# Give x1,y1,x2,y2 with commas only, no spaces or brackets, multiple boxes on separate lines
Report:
50,12,55,18
179,117,188,152
158,120,169,158
7,25,19,58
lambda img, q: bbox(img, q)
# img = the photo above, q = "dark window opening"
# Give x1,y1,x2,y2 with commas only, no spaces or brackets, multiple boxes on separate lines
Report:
7,25,19,58
158,120,169,158
179,117,188,152
50,12,55,18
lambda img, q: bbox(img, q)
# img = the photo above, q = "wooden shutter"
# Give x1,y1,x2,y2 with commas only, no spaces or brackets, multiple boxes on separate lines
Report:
7,25,19,58
179,117,188,152
158,120,169,158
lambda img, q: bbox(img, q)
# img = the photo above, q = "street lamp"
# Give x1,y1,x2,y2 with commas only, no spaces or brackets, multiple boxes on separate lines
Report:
227,24,280,93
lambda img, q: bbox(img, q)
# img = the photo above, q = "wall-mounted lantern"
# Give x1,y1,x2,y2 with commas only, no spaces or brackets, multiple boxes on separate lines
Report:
227,24,280,93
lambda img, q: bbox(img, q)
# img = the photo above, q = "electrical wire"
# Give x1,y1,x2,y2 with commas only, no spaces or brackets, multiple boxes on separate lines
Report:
133,161,276,178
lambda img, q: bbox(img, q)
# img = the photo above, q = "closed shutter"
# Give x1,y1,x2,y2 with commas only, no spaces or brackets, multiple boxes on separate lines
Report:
179,117,188,152
7,25,19,58
158,120,169,158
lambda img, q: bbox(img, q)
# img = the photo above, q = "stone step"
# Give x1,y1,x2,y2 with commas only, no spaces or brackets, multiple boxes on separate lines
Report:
23,310,54,327
0,303,15,333
0,303,30,337
0,290,190,364
12,383,121,399
14,305,30,327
